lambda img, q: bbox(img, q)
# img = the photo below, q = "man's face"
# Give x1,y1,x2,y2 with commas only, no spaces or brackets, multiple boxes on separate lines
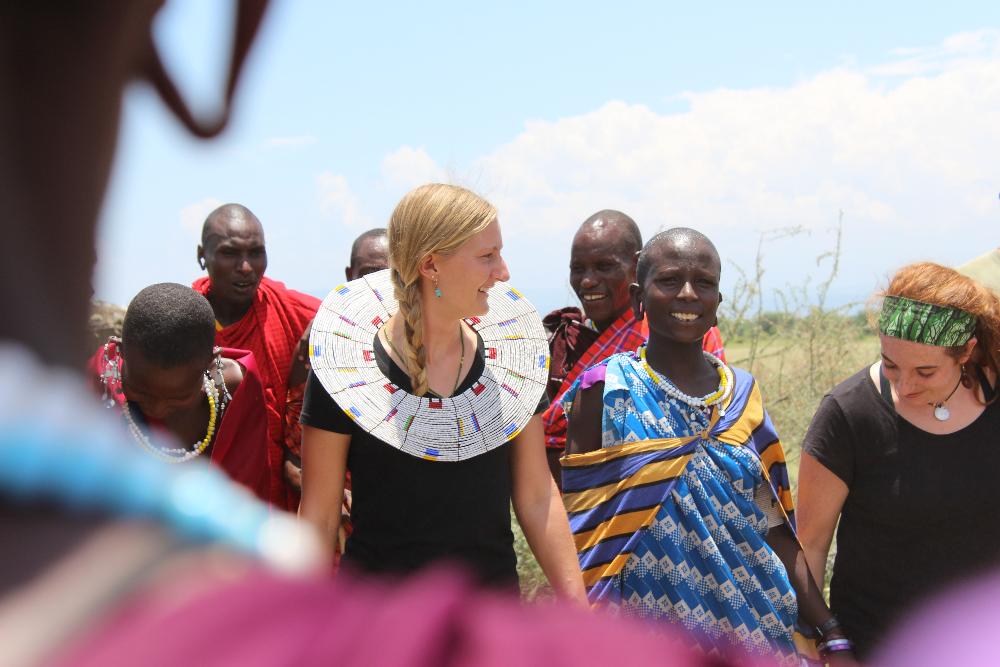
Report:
569,228,636,331
347,235,389,280
200,217,267,308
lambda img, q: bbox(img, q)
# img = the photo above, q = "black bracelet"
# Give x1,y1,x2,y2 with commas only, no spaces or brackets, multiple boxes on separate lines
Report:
817,616,842,638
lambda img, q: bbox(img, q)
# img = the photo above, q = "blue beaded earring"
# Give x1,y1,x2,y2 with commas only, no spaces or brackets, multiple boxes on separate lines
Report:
433,275,442,298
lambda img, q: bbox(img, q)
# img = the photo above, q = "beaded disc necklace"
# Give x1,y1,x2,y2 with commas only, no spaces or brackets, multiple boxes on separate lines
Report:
121,372,226,463
638,345,734,418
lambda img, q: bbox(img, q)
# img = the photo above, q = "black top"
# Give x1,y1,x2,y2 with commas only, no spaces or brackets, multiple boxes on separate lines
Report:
301,330,547,588
802,367,1000,658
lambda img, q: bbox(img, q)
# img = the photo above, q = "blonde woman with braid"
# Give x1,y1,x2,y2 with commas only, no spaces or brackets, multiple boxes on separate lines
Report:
299,184,586,601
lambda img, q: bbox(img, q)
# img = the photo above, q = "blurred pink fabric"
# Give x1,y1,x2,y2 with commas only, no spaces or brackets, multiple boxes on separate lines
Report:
54,568,756,667
874,569,1000,667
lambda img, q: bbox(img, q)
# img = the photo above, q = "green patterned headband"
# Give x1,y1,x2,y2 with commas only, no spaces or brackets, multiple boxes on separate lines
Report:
879,295,976,347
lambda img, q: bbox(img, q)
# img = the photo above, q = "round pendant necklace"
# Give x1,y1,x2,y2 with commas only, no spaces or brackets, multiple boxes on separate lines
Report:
929,375,964,422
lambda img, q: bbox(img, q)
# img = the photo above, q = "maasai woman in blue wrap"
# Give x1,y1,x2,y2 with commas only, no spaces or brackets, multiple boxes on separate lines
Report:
561,229,856,666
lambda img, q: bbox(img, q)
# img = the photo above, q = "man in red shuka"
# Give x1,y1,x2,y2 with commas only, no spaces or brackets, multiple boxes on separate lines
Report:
193,204,320,510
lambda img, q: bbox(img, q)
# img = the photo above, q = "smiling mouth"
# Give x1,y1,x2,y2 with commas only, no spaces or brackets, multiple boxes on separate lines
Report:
582,294,606,302
670,312,700,322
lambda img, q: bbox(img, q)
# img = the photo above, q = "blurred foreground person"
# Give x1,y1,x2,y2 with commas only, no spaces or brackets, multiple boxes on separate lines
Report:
91,283,271,501
300,184,586,600
798,262,1000,658
0,2,326,665
562,229,852,665
543,210,725,487
194,204,321,509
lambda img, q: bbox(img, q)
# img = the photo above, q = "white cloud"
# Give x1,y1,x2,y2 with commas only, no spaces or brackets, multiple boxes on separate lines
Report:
316,172,370,227
179,197,223,239
462,31,999,303
380,145,448,190
267,134,318,148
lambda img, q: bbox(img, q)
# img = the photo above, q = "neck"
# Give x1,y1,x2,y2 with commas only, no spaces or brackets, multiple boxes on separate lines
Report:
644,336,711,384
418,302,463,363
206,291,254,328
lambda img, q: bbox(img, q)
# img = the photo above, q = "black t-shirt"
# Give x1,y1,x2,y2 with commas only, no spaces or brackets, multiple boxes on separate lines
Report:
300,330,547,588
802,367,1000,658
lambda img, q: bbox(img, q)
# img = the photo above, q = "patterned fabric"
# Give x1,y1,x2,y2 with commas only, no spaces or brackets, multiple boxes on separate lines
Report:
543,310,646,449
193,276,320,509
879,295,976,347
561,351,798,664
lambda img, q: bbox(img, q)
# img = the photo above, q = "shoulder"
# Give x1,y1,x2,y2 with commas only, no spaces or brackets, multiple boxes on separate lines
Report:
259,278,321,311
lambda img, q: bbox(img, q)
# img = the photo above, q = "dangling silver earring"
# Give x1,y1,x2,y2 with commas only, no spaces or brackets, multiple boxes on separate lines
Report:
198,257,207,270
100,336,122,408
212,348,232,403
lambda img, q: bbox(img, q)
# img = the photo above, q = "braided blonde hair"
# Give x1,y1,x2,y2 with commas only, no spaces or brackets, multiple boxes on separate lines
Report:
387,183,497,396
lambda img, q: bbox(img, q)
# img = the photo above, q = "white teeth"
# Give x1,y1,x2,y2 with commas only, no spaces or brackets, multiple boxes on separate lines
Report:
582,294,605,301
670,313,698,321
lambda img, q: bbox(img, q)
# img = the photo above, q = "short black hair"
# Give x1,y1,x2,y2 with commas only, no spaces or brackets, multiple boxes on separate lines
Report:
636,227,720,286
579,210,642,259
350,227,388,266
122,283,216,368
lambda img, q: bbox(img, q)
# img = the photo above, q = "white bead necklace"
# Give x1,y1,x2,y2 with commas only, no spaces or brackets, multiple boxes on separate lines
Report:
122,373,222,463
639,346,734,418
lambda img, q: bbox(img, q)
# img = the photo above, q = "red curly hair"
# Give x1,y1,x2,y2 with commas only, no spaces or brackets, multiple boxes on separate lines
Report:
879,262,1000,401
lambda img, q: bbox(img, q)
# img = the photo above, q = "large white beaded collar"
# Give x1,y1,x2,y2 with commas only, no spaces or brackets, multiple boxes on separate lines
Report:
309,269,549,462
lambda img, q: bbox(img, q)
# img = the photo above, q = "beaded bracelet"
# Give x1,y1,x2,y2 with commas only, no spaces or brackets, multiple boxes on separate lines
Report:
818,638,855,656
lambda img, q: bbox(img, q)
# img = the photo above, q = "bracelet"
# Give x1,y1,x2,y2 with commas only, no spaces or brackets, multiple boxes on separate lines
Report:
818,638,855,656
817,616,842,638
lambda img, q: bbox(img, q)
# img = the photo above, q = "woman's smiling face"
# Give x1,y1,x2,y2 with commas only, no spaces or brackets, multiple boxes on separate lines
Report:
432,218,510,318
879,335,973,407
633,234,721,345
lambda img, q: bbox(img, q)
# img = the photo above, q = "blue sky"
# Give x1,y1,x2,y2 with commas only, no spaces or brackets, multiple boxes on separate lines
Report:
97,1,1000,316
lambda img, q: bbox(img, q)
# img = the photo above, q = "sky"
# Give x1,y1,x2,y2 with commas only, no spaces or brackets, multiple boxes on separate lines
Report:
96,1,1000,318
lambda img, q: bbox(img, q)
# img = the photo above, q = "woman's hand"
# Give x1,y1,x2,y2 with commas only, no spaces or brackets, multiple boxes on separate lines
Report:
510,416,588,605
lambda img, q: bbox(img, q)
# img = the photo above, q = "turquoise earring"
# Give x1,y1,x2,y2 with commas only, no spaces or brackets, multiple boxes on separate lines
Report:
433,276,442,298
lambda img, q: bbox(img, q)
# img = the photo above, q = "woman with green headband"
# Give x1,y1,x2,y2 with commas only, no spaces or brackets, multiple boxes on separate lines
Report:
796,261,1000,659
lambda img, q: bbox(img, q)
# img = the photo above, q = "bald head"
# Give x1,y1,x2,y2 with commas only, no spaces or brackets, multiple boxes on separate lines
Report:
201,203,264,246
637,227,721,286
574,210,642,260
569,210,642,331
197,203,268,313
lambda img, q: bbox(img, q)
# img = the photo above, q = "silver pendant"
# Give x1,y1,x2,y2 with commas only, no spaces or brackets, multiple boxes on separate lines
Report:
933,404,950,421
